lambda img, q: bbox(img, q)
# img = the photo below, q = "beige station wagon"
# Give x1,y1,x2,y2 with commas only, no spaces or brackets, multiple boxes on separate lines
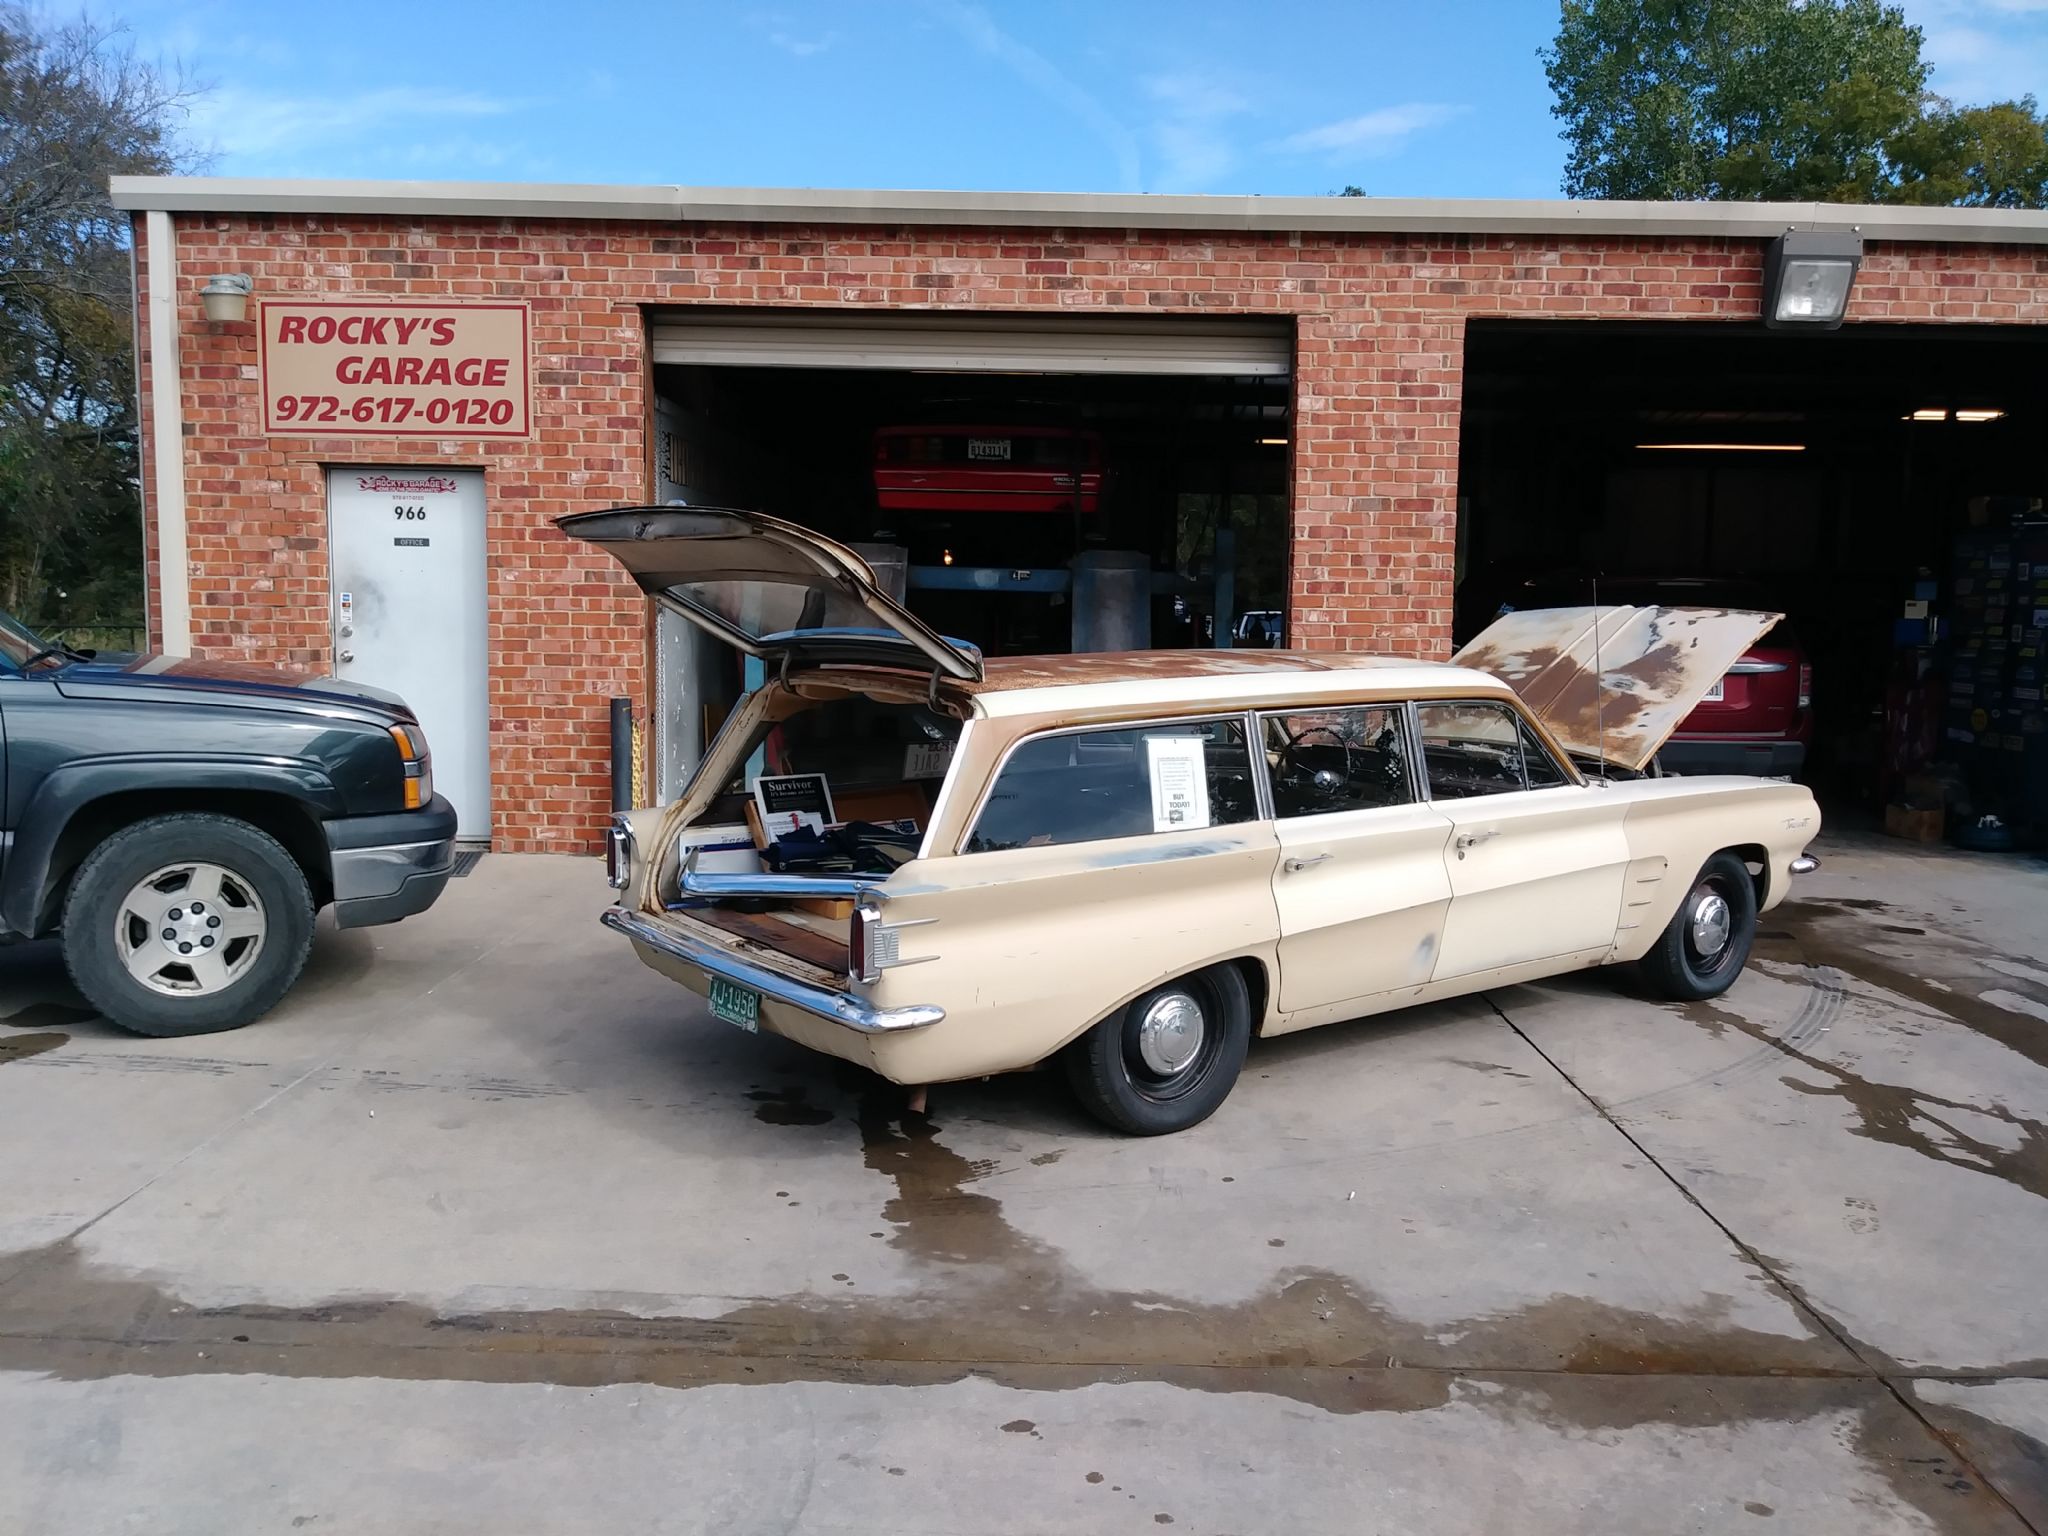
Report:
565,507,1822,1135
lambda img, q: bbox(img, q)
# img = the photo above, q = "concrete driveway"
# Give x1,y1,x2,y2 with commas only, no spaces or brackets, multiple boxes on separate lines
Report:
2,838,2045,1534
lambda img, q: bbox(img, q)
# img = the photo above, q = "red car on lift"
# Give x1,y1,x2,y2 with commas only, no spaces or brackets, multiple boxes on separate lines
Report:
873,424,1103,514
1474,576,1814,778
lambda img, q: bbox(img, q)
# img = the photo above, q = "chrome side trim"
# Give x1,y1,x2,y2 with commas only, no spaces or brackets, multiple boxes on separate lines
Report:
1790,855,1819,875
1727,660,1790,674
678,845,887,901
601,907,944,1033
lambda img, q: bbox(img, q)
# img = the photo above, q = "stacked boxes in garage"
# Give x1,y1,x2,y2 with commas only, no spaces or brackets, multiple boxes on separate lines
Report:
1945,513,2048,841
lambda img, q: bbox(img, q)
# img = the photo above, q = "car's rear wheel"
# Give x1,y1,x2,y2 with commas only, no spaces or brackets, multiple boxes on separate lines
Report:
1065,964,1251,1135
61,813,316,1037
1640,851,1757,1002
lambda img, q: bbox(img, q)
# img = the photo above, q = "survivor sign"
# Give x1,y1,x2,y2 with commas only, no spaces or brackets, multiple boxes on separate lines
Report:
259,301,531,438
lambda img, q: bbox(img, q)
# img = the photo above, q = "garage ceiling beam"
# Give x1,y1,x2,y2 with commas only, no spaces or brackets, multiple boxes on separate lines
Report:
107,177,2048,246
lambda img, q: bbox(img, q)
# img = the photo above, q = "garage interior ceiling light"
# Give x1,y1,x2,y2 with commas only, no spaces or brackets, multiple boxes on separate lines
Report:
1257,436,1288,445
1955,408,2007,422
1761,230,1862,330
1907,408,1951,421
1635,442,1807,452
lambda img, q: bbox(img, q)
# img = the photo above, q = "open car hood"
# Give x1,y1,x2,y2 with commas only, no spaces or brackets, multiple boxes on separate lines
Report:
1451,605,1780,774
557,505,982,682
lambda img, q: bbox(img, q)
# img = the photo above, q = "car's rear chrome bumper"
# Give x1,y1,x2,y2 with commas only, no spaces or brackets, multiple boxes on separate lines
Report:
600,907,944,1034
1790,856,1820,875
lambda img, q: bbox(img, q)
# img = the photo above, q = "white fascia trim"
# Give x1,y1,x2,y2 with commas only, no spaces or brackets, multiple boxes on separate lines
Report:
146,209,190,653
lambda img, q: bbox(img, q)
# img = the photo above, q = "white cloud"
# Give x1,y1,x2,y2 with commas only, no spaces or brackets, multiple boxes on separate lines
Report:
1143,72,1252,192
927,0,1142,191
1900,0,2048,101
767,28,837,57
1279,103,1467,157
191,84,519,167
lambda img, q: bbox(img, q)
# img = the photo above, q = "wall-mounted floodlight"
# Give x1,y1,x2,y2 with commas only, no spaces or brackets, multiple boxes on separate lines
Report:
199,273,253,324
1762,231,1862,331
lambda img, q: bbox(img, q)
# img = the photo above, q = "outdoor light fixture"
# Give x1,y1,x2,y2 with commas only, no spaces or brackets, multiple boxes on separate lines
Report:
199,273,253,324
1761,230,1862,331
1636,442,1807,453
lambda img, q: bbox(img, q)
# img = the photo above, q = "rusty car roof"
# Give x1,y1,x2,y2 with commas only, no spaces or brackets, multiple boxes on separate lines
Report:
962,650,1510,719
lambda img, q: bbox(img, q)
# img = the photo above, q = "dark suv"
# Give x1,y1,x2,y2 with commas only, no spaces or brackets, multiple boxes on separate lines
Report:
0,609,457,1036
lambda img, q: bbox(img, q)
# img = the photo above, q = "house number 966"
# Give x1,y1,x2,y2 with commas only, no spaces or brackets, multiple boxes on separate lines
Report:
392,505,427,521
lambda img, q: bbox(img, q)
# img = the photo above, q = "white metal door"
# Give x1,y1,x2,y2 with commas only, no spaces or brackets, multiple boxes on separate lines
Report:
328,468,490,839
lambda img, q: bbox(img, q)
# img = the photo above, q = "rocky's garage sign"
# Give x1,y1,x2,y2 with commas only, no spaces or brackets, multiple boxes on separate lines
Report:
259,301,531,438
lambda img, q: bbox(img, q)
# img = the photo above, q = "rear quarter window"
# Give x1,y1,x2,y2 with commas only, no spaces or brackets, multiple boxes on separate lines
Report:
965,719,1259,853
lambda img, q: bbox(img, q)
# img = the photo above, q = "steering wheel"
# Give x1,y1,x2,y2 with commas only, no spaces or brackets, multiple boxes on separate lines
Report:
1279,723,1357,804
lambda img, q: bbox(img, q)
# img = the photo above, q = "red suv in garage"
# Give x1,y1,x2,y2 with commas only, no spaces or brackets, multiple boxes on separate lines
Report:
1475,576,1814,778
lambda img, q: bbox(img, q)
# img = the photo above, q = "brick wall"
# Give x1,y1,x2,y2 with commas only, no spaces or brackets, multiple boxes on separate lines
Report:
133,212,2048,849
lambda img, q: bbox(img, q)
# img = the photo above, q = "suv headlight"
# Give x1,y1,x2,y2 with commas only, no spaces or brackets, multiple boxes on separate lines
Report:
388,722,434,810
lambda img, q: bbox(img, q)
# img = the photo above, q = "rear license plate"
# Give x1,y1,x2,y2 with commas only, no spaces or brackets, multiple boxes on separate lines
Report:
708,977,760,1032
966,437,1012,461
1703,678,1726,703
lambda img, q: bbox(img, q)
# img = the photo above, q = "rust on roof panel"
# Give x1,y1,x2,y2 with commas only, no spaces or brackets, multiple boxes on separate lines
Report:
1451,606,1779,773
972,649,1387,690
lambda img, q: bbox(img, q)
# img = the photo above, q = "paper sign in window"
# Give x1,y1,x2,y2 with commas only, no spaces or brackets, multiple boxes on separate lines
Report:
1146,737,1210,833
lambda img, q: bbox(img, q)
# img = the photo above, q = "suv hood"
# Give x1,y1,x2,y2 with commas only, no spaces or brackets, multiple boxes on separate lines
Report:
52,654,413,718
557,505,983,682
1452,605,1779,773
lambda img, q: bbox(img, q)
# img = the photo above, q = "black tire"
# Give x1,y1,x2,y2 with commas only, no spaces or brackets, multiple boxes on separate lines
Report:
1639,851,1758,1002
1065,964,1251,1136
61,813,316,1037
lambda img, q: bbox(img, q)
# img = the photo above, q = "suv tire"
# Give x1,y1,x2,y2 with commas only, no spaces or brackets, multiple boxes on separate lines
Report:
1065,964,1251,1135
61,813,316,1037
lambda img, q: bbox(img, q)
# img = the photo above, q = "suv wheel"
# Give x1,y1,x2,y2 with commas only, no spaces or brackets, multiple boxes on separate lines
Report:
62,813,316,1037
1065,964,1251,1135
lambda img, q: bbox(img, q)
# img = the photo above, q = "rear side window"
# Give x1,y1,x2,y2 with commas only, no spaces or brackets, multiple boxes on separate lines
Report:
1415,702,1569,798
965,719,1258,853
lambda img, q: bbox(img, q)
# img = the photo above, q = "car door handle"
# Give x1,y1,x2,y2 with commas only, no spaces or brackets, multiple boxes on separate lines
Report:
1283,853,1332,873
1454,829,1500,858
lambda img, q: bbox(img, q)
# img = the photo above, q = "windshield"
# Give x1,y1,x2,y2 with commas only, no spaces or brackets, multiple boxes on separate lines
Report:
0,609,55,670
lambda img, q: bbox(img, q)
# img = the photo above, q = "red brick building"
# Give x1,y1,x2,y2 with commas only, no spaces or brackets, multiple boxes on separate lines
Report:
116,179,2048,849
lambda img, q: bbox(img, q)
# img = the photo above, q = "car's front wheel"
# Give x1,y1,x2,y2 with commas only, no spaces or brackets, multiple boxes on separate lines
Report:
1639,851,1758,1002
1065,964,1251,1135
61,813,316,1037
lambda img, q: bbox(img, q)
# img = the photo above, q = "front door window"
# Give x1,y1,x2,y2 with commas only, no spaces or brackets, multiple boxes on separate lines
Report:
1414,701,1568,799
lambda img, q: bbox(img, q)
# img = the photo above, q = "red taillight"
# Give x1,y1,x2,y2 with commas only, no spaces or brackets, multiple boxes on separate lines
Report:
1798,663,1813,710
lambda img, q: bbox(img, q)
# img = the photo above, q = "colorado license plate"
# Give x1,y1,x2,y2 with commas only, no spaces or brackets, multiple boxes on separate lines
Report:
708,977,760,1032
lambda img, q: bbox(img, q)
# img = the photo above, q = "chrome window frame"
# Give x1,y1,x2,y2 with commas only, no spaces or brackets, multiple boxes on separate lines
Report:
1408,697,1577,802
1254,701,1425,821
954,712,1264,856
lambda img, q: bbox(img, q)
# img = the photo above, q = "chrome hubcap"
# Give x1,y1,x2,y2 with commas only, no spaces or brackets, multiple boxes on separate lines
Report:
1689,889,1733,959
1136,991,1205,1077
115,862,267,998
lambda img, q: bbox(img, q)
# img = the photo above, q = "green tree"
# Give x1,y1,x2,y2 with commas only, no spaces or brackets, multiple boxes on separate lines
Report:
1542,0,2048,207
0,9,192,627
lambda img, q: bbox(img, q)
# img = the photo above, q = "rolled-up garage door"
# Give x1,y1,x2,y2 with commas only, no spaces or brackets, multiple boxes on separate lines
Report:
648,309,1292,376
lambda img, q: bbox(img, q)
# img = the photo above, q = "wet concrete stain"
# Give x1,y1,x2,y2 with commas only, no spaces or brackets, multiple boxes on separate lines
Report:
0,1007,2028,1530
1768,900,2048,1076
1684,994,2048,1202
1029,1151,1063,1166
0,1032,68,1066
1000,1418,1039,1437
1913,1395,2048,1534
1445,1058,1533,1080
747,1087,834,1127
0,1002,97,1030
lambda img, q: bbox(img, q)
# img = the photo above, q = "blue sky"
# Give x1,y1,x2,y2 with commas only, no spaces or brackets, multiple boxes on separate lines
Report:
111,0,2048,197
